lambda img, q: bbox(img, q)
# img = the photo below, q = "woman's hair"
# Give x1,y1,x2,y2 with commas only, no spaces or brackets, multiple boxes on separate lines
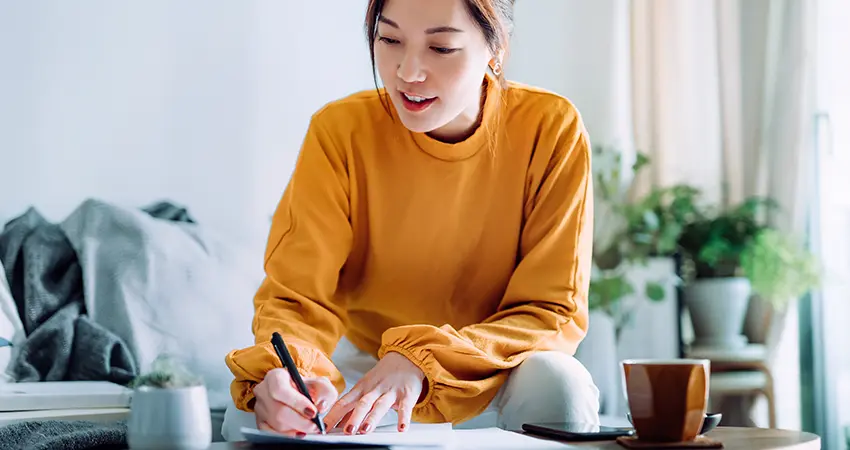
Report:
364,0,516,114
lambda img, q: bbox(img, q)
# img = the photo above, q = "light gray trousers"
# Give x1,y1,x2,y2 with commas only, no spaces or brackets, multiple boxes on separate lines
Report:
222,337,600,441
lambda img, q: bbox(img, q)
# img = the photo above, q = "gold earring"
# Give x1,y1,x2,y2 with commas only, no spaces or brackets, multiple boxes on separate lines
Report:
492,60,503,76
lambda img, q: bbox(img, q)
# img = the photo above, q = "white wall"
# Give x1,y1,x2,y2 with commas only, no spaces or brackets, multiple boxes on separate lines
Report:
0,0,631,242
509,0,634,152
0,0,374,242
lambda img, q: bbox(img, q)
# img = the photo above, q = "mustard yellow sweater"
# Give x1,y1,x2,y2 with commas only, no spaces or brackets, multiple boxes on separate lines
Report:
224,75,594,425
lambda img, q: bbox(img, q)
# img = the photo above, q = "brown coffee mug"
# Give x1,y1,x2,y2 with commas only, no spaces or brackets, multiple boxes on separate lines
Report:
621,359,710,443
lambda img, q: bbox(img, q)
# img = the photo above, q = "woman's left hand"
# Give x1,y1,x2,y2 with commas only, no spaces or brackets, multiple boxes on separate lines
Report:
323,351,425,434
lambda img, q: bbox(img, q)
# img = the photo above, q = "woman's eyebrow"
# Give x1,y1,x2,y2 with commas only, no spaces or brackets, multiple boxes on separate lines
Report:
425,25,464,34
379,15,465,34
378,16,400,28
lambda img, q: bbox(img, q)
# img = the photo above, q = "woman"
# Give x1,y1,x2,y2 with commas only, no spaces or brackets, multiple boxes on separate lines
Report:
222,0,599,440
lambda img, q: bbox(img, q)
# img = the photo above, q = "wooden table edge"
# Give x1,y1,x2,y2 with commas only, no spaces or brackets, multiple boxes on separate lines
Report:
559,426,821,449
207,426,822,449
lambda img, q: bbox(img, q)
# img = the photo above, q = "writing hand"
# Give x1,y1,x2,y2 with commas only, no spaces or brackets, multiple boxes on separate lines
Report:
253,368,337,436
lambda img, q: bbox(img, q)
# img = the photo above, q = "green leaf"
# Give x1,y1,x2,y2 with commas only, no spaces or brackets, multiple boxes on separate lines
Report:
645,282,666,301
642,211,660,230
588,273,635,312
632,232,654,245
633,153,651,172
657,223,683,253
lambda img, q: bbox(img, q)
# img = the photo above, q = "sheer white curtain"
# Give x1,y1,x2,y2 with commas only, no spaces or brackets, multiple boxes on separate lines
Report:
630,0,726,205
629,0,816,429
630,0,814,231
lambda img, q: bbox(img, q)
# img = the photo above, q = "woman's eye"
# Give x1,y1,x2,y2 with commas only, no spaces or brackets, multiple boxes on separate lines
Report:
432,47,459,55
378,36,400,45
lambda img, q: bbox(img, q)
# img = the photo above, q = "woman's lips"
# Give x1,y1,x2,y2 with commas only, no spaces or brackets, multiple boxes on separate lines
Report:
399,91,438,112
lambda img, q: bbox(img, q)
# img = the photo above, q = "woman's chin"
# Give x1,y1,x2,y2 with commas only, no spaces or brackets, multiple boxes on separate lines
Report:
397,114,443,134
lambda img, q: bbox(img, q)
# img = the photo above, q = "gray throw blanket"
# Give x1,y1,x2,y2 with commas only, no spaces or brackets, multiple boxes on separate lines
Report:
0,420,126,450
0,208,137,384
0,202,195,384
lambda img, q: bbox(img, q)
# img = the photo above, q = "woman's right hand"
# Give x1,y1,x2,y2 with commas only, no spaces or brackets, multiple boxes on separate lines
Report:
253,368,338,436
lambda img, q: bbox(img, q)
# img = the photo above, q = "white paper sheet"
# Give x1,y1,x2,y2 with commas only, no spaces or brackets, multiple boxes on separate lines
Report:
240,423,454,448
241,424,578,449
452,428,574,449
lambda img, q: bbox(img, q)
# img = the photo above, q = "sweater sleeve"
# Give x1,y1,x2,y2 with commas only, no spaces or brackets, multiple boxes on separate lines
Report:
377,113,594,425
224,111,352,412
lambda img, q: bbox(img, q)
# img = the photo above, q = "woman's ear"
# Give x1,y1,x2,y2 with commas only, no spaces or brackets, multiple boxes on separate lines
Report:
489,48,506,76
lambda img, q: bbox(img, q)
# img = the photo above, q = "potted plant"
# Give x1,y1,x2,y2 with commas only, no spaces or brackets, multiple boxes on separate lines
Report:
676,196,778,349
127,354,212,450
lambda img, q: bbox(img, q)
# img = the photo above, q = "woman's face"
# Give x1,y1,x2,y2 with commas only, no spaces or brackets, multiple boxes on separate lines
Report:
375,0,495,142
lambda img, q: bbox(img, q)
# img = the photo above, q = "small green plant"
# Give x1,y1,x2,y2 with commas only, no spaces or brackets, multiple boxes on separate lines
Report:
677,196,778,279
739,228,821,307
130,354,203,389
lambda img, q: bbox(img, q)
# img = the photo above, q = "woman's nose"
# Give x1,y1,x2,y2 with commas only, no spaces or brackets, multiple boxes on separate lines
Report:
397,52,426,84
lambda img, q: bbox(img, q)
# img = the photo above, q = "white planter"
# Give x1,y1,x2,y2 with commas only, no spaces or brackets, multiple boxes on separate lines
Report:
684,277,752,349
127,385,212,450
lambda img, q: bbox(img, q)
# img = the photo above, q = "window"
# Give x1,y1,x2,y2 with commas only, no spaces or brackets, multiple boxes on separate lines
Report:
804,0,850,448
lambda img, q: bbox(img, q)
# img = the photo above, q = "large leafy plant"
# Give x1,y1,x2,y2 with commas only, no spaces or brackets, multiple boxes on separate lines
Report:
592,146,701,268
589,146,691,337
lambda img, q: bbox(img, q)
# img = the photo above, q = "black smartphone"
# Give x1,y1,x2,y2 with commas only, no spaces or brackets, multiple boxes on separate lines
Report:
522,422,635,441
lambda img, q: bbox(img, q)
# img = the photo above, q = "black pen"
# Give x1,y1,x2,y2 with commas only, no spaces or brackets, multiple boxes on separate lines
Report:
271,332,326,435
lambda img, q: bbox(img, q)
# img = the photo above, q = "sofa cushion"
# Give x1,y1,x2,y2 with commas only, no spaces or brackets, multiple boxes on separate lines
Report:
59,199,263,408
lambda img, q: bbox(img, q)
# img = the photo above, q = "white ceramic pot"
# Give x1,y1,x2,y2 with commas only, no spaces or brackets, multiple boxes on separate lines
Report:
127,385,212,450
683,277,752,349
